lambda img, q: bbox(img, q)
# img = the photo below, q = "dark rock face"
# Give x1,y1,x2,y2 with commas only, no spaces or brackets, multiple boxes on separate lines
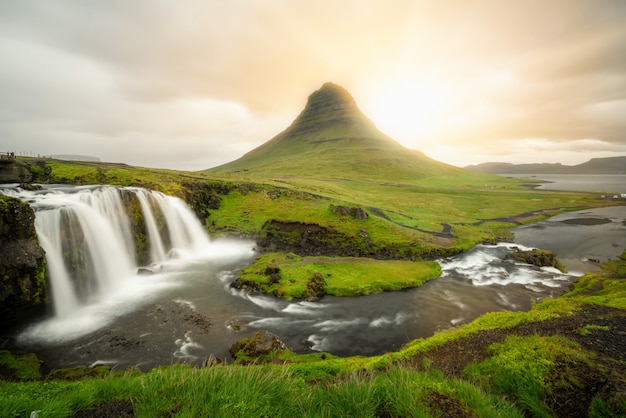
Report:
229,330,287,360
0,196,47,320
0,161,33,184
182,181,233,219
259,220,360,257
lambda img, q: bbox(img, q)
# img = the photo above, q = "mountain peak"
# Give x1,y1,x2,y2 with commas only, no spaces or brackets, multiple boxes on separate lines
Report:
304,82,358,114
287,82,376,137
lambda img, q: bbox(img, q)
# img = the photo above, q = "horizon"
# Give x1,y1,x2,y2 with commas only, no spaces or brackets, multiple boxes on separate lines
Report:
1,1,625,171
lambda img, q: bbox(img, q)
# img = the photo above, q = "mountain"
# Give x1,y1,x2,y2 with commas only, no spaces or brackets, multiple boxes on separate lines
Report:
206,82,469,182
465,156,626,174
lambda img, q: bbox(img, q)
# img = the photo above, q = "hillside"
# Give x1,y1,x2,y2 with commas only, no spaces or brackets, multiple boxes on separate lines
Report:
206,82,475,182
466,156,626,174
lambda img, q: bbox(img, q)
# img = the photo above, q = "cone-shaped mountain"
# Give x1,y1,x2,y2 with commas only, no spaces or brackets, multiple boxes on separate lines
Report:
206,82,467,181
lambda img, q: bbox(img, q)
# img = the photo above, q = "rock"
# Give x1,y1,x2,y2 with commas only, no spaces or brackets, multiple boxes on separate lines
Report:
181,181,232,219
229,330,287,360
0,161,33,184
267,273,282,285
329,204,369,220
228,319,246,332
18,183,43,191
230,278,260,292
505,248,566,272
264,264,280,275
0,196,47,321
137,267,154,275
303,272,327,301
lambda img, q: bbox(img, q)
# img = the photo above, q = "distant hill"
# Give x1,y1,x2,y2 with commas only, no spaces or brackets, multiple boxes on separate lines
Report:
205,82,474,182
51,154,101,162
465,156,626,174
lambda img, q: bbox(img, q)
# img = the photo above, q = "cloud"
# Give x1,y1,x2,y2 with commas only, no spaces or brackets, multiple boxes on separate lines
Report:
0,0,625,169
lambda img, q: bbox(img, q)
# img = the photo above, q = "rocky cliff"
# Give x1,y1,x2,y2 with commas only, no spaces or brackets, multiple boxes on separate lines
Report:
0,195,47,320
0,160,34,183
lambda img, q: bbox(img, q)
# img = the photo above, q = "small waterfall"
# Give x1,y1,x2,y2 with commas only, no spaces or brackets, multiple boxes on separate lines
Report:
3,185,211,318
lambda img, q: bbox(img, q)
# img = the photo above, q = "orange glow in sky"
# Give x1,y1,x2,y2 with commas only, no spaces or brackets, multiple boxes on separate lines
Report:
0,1,625,170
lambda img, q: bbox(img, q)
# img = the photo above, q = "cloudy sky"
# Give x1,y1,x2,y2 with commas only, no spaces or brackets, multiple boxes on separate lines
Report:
1,0,625,171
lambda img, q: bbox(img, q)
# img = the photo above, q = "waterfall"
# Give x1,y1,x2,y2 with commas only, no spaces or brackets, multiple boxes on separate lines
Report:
3,185,211,318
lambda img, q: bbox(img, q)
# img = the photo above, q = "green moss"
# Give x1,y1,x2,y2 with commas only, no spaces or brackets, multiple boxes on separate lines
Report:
0,350,42,381
576,324,609,336
47,365,112,381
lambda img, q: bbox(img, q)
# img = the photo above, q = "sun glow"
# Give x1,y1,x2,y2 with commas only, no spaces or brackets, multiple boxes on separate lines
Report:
363,79,460,148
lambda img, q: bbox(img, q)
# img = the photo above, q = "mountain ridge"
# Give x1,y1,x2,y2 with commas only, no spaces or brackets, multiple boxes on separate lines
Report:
465,156,626,174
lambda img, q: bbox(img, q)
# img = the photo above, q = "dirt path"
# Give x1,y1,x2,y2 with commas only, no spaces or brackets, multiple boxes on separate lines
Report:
368,207,455,238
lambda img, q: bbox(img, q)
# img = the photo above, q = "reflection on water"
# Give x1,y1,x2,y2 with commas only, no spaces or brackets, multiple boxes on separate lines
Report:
514,206,626,274
501,174,626,193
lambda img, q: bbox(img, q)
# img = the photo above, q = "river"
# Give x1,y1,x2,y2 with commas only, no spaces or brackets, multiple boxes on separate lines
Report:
1,183,624,371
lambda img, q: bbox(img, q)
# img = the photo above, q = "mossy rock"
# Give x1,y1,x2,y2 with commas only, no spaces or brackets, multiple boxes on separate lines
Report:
505,248,566,272
229,330,288,363
0,350,42,381
302,272,327,301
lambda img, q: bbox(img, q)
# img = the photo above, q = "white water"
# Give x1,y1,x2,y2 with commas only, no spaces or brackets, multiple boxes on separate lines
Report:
3,185,212,322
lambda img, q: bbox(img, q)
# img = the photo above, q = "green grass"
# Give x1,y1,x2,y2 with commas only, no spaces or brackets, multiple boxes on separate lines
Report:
238,252,441,299
464,335,587,417
0,364,524,417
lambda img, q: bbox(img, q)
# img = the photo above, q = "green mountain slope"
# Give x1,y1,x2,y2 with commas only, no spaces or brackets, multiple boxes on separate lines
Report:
206,82,473,182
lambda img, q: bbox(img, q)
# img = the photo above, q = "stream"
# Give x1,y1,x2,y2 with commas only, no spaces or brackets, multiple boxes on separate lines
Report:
1,185,625,371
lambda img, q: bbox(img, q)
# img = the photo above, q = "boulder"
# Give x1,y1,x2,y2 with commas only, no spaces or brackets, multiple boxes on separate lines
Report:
229,330,287,360
505,248,566,272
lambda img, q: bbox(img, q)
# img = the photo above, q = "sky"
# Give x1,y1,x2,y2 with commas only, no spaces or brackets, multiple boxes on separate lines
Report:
1,0,625,171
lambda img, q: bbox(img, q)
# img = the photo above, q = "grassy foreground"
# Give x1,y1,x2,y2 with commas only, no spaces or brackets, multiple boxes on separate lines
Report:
2,252,625,417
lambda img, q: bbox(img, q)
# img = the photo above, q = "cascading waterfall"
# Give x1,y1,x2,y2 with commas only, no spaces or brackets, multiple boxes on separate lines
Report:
3,185,211,318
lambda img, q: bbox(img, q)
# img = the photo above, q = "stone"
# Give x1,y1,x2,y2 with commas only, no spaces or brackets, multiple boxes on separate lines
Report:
229,330,287,359
0,161,33,184
303,272,327,301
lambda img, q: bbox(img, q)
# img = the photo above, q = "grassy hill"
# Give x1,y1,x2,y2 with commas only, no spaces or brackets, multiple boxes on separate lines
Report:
206,82,486,183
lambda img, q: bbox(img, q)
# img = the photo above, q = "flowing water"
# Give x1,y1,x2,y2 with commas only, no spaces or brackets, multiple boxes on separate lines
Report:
1,185,624,370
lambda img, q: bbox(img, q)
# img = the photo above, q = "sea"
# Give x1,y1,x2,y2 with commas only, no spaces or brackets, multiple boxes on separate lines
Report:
500,173,626,194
